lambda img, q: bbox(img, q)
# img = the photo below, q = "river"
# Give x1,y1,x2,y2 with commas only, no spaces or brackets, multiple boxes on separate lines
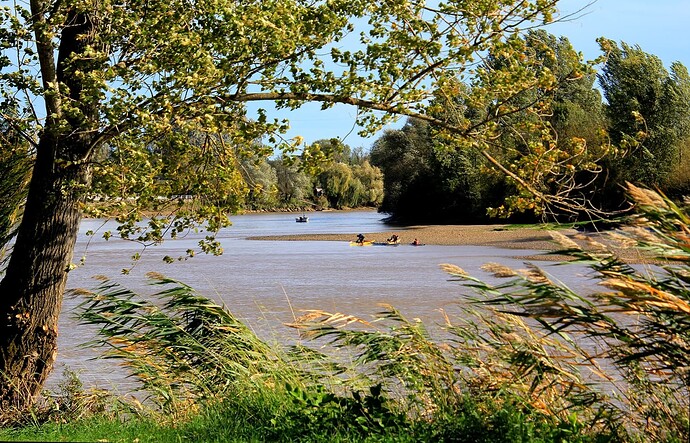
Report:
54,210,597,395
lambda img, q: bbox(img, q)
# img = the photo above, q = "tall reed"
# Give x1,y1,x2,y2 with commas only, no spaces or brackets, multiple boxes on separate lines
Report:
75,273,295,413
439,183,690,442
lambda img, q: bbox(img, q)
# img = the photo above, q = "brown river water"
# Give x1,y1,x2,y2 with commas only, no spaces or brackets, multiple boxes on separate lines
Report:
53,210,602,396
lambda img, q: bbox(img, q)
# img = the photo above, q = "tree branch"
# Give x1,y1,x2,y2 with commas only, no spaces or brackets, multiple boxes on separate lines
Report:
29,0,61,122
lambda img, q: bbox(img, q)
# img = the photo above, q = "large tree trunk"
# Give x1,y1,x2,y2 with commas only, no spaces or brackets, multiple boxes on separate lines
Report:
0,136,90,410
0,7,97,411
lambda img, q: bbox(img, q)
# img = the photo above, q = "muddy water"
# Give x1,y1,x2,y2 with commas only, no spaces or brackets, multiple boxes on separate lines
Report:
54,210,596,395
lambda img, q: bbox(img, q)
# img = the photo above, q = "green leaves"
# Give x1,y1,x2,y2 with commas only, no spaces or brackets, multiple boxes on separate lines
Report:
599,40,690,189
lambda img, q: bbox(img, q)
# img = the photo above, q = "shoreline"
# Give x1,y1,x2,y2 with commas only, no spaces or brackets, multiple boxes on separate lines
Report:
248,224,572,262
248,224,562,250
248,224,658,264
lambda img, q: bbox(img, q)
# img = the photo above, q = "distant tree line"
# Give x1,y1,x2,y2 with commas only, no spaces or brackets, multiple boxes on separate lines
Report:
369,31,690,224
76,133,383,215
238,138,384,212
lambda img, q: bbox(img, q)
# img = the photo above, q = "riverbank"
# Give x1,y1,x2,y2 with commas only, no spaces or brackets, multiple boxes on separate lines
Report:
248,224,656,263
249,224,560,249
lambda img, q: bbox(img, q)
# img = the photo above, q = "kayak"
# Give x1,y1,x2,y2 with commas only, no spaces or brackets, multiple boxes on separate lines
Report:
349,241,374,246
373,241,400,246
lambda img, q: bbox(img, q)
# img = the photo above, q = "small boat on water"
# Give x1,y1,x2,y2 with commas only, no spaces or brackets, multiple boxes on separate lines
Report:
349,240,374,246
373,234,401,246
295,215,309,223
373,240,400,246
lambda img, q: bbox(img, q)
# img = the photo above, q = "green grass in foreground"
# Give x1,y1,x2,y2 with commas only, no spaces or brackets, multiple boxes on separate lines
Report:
0,390,610,443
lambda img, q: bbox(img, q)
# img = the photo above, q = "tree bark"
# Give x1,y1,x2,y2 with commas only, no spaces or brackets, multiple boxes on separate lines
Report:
0,8,97,411
0,137,89,410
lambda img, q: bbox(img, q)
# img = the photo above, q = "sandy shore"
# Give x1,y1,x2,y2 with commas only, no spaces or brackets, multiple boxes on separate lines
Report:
248,223,659,263
249,224,561,249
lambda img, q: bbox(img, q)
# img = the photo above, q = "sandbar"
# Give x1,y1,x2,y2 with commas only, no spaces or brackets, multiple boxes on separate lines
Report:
248,224,660,263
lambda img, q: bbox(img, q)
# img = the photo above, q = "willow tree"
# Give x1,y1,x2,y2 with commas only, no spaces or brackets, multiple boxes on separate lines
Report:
0,0,573,410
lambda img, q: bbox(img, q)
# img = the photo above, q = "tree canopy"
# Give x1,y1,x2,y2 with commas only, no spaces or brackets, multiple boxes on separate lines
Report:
371,30,611,223
598,39,690,193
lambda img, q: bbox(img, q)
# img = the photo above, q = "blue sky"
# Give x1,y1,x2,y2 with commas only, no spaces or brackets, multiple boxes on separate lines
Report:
272,0,690,151
552,0,689,69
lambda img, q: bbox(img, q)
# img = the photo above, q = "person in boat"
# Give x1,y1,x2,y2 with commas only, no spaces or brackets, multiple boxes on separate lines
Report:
387,234,399,243
356,233,366,244
412,238,419,245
